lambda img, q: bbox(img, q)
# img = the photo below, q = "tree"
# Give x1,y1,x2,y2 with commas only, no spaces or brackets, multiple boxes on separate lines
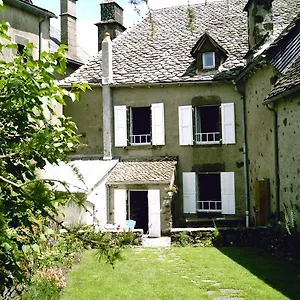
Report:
0,3,121,296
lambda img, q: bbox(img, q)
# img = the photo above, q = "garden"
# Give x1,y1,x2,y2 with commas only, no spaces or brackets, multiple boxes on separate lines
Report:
61,246,300,300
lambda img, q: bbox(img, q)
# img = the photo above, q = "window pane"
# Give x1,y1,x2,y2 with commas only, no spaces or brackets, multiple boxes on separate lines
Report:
199,173,221,201
200,106,219,133
203,52,215,68
131,107,151,135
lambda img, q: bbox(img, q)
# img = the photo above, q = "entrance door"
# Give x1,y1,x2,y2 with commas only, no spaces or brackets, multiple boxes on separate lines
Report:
129,191,148,234
114,189,126,227
148,189,161,237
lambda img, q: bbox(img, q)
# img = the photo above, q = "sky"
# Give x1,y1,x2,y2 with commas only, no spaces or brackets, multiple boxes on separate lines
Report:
33,0,213,56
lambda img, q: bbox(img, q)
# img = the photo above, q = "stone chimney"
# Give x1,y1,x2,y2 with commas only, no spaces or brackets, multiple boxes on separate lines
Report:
102,33,113,160
95,0,126,51
244,0,274,51
60,0,77,59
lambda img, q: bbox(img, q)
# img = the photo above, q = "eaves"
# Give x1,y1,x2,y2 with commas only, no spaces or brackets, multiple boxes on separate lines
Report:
4,0,57,18
264,84,300,104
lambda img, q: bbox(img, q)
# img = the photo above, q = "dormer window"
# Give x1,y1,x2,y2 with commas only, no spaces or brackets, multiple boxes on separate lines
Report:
191,33,228,72
202,52,215,69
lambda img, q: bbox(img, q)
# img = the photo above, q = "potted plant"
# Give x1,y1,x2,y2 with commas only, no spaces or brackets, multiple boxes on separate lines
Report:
165,185,178,197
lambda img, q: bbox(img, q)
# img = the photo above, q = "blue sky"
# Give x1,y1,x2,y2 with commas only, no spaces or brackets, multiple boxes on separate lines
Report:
33,0,206,56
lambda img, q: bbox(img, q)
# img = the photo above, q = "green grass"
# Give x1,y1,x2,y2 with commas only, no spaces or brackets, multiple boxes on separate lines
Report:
61,247,300,300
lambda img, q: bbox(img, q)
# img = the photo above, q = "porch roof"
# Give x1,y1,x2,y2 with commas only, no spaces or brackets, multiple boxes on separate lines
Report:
107,159,177,185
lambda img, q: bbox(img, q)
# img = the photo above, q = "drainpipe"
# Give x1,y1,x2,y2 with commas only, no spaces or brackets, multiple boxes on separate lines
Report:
102,33,114,160
265,103,280,222
235,82,250,227
241,92,250,227
38,15,49,59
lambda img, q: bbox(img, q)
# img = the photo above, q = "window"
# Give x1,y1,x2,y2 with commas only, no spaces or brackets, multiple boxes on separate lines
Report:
114,103,165,147
202,52,215,69
17,44,25,55
130,107,151,145
197,173,221,212
195,105,220,144
178,103,235,146
183,172,235,214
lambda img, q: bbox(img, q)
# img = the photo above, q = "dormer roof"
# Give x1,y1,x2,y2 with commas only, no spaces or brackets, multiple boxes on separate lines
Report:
191,32,229,59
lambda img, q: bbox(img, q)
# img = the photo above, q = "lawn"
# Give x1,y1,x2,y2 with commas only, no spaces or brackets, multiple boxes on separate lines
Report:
61,247,300,300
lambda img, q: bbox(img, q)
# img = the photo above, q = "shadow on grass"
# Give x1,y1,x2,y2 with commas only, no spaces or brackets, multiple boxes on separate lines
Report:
217,247,300,300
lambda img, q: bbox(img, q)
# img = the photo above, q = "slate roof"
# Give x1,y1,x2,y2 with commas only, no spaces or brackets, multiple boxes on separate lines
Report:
267,55,300,101
107,160,177,184
50,26,91,64
265,13,300,101
60,0,299,87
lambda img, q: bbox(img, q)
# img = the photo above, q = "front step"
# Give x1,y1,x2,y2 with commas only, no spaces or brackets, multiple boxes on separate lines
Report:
142,236,171,248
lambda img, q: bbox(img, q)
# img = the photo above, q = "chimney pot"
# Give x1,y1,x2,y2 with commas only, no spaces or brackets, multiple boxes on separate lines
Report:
244,0,274,56
60,0,78,59
95,1,126,51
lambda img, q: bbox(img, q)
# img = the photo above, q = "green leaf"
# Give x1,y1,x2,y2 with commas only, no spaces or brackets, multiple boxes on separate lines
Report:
39,233,47,241
22,244,30,254
31,244,40,253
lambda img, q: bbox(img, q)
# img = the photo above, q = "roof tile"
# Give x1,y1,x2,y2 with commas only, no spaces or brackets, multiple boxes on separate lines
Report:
60,0,300,86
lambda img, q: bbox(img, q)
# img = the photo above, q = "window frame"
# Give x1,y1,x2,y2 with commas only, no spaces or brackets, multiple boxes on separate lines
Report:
194,105,221,145
202,51,215,69
196,172,222,212
129,106,151,146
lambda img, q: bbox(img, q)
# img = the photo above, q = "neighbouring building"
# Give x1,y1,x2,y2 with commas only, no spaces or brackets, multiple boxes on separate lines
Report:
59,0,300,236
237,5,300,226
0,0,56,60
50,0,91,79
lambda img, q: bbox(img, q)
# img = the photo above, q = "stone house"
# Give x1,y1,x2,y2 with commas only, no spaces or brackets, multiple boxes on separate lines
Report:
237,6,300,226
0,0,56,60
60,0,299,236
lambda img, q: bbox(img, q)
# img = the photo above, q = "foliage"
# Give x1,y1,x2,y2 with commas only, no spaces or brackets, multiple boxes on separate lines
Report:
0,6,122,296
21,270,63,300
179,231,189,247
283,202,297,235
78,226,137,267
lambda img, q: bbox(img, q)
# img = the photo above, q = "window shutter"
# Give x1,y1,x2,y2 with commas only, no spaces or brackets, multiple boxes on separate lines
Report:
114,189,127,227
151,103,165,145
183,172,197,213
148,189,161,237
221,172,235,214
114,105,127,147
221,103,235,144
178,106,193,145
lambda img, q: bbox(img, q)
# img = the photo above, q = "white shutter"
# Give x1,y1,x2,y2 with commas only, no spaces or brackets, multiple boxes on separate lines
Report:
183,172,197,213
151,103,165,145
114,105,127,147
114,189,127,227
221,103,235,144
148,189,161,237
221,172,235,214
178,106,193,145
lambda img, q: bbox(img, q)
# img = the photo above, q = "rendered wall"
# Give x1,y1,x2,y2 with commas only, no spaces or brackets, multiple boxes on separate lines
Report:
67,82,246,226
64,88,104,155
0,4,50,60
276,92,300,224
244,65,276,224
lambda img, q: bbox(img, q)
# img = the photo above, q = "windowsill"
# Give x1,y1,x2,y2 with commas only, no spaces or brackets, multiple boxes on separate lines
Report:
195,141,220,145
197,209,222,213
193,143,222,148
130,143,151,146
125,144,153,150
